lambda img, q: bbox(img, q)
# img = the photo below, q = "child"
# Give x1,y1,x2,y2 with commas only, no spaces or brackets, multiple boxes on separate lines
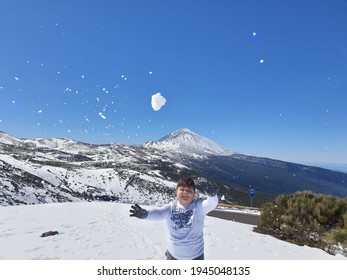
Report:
129,177,219,260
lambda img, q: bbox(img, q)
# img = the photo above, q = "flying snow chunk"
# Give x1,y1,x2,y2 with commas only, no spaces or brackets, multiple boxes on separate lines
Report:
259,59,265,64
14,77,19,81
98,112,107,119
151,93,166,111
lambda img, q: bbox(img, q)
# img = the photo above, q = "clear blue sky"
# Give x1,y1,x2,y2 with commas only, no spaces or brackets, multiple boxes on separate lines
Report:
1,0,347,165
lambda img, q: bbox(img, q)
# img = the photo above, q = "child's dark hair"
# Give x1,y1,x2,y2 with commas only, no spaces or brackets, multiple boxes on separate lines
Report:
176,177,196,191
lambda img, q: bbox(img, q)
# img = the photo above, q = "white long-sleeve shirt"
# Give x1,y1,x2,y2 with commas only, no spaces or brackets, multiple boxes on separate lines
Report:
147,195,218,260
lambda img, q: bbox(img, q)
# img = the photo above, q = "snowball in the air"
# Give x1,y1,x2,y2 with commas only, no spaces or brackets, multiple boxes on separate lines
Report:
151,92,166,111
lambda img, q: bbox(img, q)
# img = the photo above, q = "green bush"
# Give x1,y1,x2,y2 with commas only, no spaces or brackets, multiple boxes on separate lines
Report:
325,229,347,247
255,191,347,255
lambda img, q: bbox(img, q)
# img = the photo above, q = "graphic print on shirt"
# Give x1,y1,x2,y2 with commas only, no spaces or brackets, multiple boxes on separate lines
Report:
171,208,194,230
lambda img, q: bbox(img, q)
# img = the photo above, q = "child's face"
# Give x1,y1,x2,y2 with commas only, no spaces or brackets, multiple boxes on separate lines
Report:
176,185,195,206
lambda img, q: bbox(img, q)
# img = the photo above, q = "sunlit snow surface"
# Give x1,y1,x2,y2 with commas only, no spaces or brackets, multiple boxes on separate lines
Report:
0,202,345,260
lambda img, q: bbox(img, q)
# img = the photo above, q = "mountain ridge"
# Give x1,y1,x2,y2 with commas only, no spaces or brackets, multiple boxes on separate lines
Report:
1,129,347,207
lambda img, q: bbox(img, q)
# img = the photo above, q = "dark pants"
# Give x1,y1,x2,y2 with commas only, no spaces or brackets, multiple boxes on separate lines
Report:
165,250,204,260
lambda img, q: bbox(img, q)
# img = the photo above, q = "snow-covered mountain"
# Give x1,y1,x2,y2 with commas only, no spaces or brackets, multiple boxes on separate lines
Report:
0,129,224,206
144,128,233,156
1,129,347,207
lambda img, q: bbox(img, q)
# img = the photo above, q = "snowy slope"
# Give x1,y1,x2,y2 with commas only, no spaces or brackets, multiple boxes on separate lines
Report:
0,130,182,206
0,202,345,260
2,129,347,209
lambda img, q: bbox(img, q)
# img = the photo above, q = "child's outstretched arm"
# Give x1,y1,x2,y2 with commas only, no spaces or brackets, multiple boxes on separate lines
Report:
202,194,218,215
129,203,171,220
202,183,220,215
146,204,171,220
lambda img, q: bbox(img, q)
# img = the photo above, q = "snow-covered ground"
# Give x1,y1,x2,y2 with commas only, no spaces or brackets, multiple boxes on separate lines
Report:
0,201,344,260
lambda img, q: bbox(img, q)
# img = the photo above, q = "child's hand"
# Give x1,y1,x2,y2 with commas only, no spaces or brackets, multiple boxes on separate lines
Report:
205,184,220,197
129,204,148,219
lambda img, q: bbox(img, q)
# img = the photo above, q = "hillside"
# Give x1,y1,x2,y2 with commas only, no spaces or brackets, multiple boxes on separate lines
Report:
1,129,347,207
